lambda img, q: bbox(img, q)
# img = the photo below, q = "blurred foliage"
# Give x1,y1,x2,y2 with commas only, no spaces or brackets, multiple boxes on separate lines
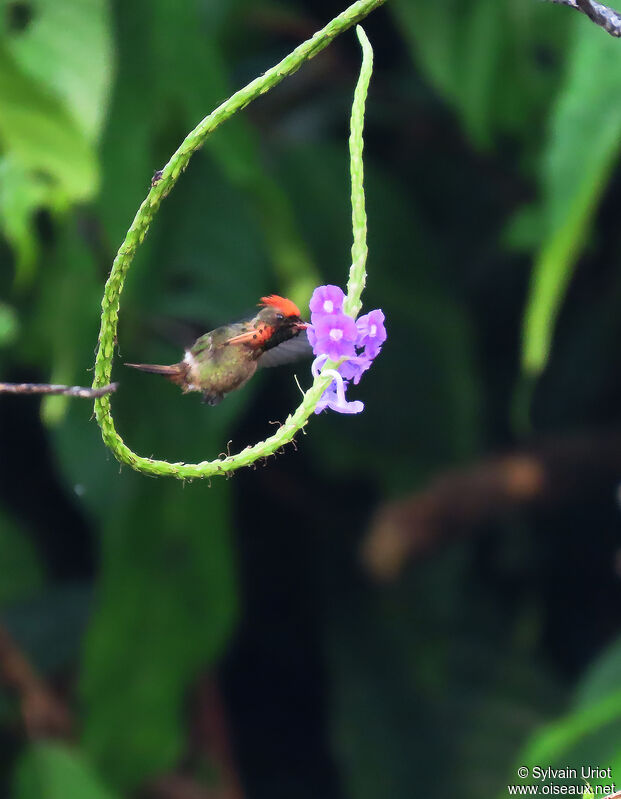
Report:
0,0,111,287
0,299,17,346
1,0,621,797
14,742,119,799
393,0,565,149
523,19,621,375
515,637,621,795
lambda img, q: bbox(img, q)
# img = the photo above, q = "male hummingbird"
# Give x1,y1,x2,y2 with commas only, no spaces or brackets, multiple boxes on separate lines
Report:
126,295,309,405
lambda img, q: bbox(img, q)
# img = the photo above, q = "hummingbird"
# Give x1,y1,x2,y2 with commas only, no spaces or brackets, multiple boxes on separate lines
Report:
125,295,310,405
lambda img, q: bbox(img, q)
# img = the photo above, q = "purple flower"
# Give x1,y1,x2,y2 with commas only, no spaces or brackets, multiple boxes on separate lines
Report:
306,284,386,415
356,309,386,358
313,369,364,415
309,285,345,318
309,312,358,361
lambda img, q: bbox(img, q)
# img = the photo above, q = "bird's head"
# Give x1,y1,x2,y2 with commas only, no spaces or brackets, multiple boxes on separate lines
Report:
258,295,306,329
255,295,308,351
225,295,308,350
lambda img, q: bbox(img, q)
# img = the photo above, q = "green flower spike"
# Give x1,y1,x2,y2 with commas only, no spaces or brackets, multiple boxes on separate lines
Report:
93,7,379,479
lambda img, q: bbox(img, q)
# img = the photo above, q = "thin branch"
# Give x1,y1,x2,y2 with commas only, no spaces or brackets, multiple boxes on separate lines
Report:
0,382,118,398
548,0,621,36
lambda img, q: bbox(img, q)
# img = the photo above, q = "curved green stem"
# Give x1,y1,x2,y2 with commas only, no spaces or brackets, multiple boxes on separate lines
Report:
93,8,379,478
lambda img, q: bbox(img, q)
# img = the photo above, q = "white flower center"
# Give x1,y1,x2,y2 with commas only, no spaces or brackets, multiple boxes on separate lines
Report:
370,324,377,337
329,328,343,341
323,300,334,313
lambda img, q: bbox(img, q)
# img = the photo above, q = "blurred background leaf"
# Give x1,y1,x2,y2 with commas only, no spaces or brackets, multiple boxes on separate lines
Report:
515,634,621,795
0,299,18,347
3,0,114,141
79,480,237,790
0,0,112,287
392,0,565,150
522,15,621,375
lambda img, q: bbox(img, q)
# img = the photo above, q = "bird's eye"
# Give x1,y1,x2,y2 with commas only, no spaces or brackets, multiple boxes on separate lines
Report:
275,312,284,321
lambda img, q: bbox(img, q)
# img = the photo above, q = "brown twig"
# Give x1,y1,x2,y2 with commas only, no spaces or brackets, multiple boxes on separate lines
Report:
0,382,118,398
0,624,73,739
363,429,621,580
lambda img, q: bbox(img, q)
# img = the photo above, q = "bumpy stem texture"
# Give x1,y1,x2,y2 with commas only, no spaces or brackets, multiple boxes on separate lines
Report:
93,5,379,478
344,26,373,319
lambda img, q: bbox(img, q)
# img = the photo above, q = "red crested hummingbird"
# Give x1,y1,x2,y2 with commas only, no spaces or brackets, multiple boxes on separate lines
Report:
126,295,310,405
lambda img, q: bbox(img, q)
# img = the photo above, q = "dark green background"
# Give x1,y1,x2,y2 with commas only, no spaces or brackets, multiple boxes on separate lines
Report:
2,0,621,796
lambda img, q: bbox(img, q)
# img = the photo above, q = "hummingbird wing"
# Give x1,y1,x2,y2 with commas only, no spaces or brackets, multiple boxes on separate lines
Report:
257,334,313,368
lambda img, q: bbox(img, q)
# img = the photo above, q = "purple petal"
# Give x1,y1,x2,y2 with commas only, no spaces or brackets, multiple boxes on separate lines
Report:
361,341,383,361
311,354,329,379
314,313,358,342
312,313,358,360
314,369,364,415
332,397,364,414
313,337,356,361
309,285,346,319
356,309,387,352
314,389,334,414
339,355,373,385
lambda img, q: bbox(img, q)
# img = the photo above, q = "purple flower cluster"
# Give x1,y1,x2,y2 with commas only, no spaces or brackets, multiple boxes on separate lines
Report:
306,285,386,414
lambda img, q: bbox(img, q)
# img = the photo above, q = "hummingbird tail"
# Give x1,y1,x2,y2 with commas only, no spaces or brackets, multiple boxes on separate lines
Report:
125,361,188,386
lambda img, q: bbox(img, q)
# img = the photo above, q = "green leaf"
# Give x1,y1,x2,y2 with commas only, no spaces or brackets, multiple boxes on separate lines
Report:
391,0,566,149
522,18,621,374
0,21,101,284
457,0,502,147
3,0,114,140
0,155,52,286
521,690,621,767
13,742,118,799
391,0,460,103
574,635,621,710
0,43,98,200
510,635,621,795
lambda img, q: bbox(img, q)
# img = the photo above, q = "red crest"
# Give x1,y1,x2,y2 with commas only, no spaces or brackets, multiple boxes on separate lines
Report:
260,295,301,318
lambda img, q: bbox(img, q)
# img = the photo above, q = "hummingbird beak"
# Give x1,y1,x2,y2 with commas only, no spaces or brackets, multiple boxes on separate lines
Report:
294,320,309,331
